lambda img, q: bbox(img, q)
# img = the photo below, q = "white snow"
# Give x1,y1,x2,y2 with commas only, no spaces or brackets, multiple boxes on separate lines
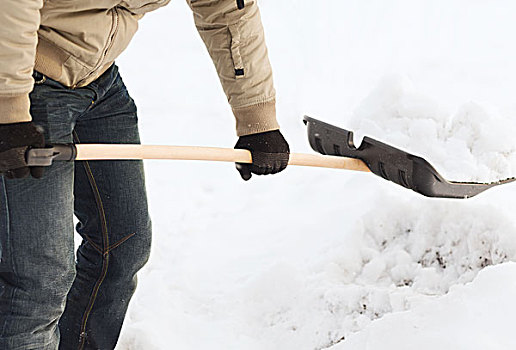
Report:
349,75,516,182
333,263,516,350
113,1,516,349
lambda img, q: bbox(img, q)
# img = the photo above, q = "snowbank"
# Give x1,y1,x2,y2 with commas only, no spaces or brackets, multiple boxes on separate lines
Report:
117,195,516,350
224,199,516,350
333,262,516,350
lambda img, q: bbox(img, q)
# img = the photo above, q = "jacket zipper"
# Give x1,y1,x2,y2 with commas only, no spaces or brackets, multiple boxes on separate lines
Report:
72,7,120,89
236,0,244,10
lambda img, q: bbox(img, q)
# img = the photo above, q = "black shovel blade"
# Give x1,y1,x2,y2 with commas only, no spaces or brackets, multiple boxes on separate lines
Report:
303,116,515,199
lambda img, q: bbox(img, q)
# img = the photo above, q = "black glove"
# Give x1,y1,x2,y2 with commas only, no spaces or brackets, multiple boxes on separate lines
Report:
234,130,290,181
0,122,46,179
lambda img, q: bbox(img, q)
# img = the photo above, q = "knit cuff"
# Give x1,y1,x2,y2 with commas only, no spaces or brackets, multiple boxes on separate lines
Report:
233,99,280,136
0,95,32,124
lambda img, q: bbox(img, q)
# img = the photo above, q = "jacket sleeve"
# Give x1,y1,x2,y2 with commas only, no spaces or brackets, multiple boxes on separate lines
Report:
186,0,280,136
0,0,43,124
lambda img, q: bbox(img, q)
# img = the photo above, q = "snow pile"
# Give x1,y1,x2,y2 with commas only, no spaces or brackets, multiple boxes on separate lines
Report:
349,75,516,182
355,198,516,294
118,196,516,350
333,262,516,350
224,199,516,350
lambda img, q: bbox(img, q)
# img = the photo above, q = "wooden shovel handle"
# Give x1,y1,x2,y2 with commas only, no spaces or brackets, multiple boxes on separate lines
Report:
75,144,371,172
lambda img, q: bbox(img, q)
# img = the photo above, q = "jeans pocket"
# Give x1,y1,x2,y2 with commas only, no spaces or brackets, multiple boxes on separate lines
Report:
32,71,47,85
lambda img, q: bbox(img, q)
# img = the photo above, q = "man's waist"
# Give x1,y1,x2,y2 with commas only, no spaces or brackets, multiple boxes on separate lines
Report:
34,37,115,89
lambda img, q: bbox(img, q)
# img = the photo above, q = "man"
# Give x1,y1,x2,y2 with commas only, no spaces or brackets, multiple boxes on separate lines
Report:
0,0,289,348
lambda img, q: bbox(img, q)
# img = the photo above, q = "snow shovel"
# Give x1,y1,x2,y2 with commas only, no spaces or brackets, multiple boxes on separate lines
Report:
25,117,513,199
303,116,515,198
24,143,370,171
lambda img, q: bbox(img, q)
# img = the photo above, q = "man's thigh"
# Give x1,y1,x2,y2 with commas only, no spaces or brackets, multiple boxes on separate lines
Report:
72,68,151,255
0,72,91,346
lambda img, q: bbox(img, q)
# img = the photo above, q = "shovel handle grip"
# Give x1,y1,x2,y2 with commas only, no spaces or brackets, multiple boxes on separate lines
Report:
27,144,371,172
26,144,77,166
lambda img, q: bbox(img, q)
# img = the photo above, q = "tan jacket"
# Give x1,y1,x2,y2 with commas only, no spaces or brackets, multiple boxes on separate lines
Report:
0,0,279,136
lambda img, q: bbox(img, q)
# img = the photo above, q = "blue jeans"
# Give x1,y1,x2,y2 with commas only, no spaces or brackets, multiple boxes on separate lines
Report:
0,65,152,349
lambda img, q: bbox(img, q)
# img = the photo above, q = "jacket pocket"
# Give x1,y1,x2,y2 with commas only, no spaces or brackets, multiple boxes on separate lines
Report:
228,24,245,79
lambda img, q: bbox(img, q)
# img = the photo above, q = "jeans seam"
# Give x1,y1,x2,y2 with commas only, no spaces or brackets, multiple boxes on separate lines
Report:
73,132,110,350
107,232,136,253
81,232,135,256
81,233,103,256
77,160,109,350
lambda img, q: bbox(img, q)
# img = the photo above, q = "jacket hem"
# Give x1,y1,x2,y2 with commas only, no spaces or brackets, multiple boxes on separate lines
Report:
35,36,112,88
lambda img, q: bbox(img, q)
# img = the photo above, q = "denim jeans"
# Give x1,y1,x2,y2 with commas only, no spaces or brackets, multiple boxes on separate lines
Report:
0,65,152,349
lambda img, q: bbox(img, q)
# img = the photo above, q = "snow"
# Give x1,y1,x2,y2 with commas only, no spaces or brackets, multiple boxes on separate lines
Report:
333,263,516,350
113,1,516,349
349,75,516,182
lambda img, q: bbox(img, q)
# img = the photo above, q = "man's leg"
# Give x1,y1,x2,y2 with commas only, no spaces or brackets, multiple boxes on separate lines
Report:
0,163,75,349
58,66,152,350
0,72,92,349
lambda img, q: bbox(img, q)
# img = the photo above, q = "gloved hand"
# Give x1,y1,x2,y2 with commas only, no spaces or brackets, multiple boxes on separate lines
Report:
0,122,46,179
234,130,290,181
